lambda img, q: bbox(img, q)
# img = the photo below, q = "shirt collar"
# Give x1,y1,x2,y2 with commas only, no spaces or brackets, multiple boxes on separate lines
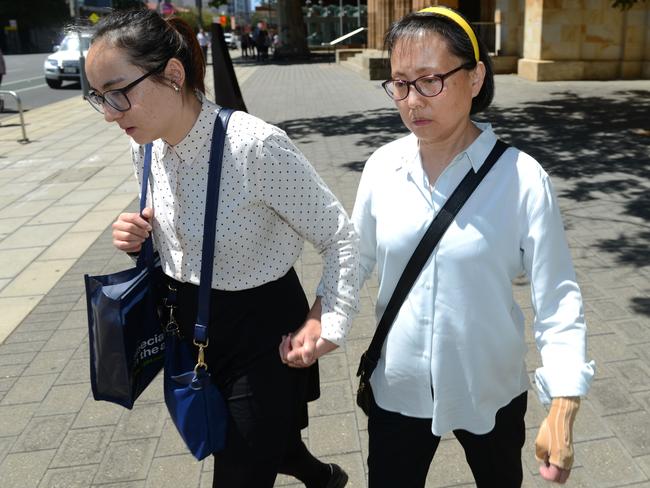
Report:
462,121,497,173
159,92,219,162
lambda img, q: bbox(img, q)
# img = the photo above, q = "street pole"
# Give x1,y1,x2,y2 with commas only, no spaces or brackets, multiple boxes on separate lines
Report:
78,33,89,99
196,0,203,29
357,0,361,28
339,0,343,37
74,0,89,99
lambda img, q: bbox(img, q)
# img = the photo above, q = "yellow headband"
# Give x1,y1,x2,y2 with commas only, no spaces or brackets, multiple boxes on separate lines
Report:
418,6,479,63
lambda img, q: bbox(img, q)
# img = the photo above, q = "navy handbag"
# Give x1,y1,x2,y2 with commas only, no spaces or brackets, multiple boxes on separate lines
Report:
84,143,164,409
163,108,234,460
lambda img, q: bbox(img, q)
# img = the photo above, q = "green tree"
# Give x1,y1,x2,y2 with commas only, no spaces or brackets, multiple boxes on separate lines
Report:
175,10,215,32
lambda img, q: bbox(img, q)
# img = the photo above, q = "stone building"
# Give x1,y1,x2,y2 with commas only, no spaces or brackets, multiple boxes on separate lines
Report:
363,0,650,81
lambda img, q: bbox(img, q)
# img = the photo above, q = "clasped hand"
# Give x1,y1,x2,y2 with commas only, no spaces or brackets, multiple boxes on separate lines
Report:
278,314,338,368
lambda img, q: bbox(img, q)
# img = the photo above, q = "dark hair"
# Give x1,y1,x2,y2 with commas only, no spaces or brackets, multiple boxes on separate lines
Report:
92,8,205,93
384,11,494,115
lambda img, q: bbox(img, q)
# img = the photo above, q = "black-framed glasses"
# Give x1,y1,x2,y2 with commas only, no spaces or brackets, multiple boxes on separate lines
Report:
86,62,167,114
382,63,475,101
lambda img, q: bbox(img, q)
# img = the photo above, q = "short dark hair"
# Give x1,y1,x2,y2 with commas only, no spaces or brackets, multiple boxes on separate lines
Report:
384,11,494,115
92,8,205,94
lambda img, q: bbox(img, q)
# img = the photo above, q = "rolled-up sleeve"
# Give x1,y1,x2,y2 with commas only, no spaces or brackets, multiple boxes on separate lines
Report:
257,131,359,345
521,172,596,405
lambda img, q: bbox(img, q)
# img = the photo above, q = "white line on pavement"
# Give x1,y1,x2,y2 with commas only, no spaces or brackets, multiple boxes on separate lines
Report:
2,76,45,87
10,83,49,93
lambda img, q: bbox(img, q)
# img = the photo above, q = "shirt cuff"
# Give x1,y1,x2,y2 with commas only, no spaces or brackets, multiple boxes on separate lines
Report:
315,280,325,298
319,310,349,347
534,360,596,405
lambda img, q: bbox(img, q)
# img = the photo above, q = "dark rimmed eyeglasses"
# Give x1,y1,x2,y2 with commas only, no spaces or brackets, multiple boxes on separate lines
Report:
382,63,475,101
86,62,168,114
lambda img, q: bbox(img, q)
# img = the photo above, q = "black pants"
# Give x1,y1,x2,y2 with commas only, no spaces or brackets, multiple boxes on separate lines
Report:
161,270,323,487
367,392,528,488
212,349,322,487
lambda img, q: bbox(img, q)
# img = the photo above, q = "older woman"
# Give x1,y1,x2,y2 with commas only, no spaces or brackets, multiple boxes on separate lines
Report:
351,7,595,488
84,9,355,488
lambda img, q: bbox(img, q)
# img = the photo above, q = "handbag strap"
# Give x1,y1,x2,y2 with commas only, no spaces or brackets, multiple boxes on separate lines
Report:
193,108,235,345
364,139,509,366
139,110,234,344
136,143,155,270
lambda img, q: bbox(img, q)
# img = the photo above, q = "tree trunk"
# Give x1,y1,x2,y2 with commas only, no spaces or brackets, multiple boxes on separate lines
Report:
276,0,309,57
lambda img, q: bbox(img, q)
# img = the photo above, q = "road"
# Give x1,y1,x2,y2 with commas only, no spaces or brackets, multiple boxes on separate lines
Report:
0,53,83,120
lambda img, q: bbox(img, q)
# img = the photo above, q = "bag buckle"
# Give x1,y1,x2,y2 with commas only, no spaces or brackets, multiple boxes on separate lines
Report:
193,339,209,373
357,352,377,378
164,284,182,337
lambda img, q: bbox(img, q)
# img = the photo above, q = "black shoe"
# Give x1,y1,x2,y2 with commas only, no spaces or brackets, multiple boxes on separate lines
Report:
326,463,348,488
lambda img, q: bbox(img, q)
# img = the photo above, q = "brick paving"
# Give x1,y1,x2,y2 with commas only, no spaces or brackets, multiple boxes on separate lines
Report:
0,57,648,487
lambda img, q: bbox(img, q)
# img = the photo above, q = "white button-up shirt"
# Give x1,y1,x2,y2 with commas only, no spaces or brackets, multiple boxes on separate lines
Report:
352,122,595,435
131,96,359,345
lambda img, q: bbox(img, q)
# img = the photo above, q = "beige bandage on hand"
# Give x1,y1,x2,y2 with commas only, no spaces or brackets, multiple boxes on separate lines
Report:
535,397,580,470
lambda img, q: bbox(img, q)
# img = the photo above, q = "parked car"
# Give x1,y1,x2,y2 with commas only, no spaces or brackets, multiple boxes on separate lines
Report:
43,33,91,89
223,32,238,49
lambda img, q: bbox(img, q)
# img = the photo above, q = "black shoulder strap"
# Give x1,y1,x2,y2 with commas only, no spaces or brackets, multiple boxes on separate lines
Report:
364,139,509,364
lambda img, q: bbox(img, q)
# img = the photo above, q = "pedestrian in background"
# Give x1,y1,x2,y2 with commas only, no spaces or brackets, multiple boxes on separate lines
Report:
256,26,269,62
240,30,251,58
352,7,595,487
83,8,354,488
197,27,209,64
272,31,282,58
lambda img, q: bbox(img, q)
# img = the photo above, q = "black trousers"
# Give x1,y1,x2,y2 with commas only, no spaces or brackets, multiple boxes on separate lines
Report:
211,349,316,487
367,392,528,488
161,269,322,487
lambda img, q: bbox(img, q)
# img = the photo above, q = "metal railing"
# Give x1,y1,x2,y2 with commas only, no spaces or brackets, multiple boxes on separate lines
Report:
320,27,367,63
327,26,367,47
0,91,30,143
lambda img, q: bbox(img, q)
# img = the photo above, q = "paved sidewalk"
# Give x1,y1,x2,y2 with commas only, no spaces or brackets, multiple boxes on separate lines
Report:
0,57,648,488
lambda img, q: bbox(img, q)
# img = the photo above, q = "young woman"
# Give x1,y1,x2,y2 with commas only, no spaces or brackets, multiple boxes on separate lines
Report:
351,7,595,487
84,9,355,488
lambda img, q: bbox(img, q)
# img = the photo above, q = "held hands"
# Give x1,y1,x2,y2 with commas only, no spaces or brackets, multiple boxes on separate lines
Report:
535,397,580,484
112,207,154,253
279,298,338,368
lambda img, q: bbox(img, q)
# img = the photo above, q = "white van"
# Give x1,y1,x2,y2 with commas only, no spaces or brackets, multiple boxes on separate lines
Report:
43,33,92,89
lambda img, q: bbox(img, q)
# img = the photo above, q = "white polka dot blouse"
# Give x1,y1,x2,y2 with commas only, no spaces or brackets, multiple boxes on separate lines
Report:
130,96,359,345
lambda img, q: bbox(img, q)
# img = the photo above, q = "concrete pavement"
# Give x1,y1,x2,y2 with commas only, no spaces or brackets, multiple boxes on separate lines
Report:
0,56,648,487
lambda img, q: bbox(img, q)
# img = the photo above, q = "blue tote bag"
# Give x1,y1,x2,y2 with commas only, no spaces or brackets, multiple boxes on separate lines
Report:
84,143,164,409
163,108,234,460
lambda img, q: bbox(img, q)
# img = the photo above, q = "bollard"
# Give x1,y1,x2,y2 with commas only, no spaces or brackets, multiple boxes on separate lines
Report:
0,90,30,143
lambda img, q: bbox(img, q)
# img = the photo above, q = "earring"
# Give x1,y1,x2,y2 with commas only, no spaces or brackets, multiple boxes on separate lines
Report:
171,81,180,92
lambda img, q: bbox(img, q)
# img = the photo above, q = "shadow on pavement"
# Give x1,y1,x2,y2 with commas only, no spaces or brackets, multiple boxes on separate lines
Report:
279,88,650,314
483,89,650,281
278,107,403,150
